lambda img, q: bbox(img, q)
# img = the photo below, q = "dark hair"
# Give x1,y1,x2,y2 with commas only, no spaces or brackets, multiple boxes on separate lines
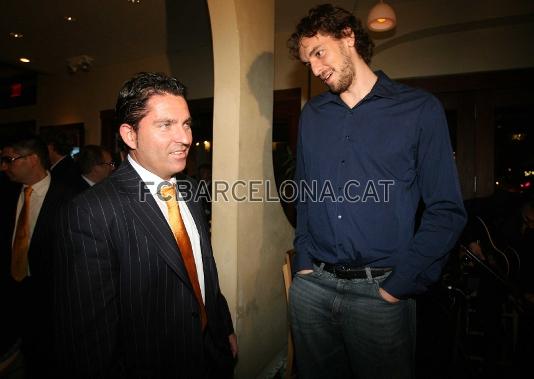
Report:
40,127,73,156
9,137,50,169
78,145,108,175
287,4,374,65
115,72,187,130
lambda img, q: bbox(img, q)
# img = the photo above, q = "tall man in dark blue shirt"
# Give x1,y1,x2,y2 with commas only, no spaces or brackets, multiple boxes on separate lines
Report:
287,4,466,379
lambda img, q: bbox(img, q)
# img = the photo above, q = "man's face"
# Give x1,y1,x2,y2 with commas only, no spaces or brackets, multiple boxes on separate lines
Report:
93,150,114,183
0,147,35,184
121,94,192,180
299,32,355,94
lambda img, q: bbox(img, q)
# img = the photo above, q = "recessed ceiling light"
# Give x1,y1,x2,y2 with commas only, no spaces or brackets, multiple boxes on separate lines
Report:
64,16,77,22
19,57,30,63
128,0,141,4
9,32,24,39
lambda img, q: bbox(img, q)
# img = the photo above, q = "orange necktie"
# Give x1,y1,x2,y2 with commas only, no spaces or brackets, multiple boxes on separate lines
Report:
160,185,207,331
11,186,33,282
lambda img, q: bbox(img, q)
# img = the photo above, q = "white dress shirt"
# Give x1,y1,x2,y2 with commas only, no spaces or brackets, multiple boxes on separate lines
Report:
12,173,51,276
81,175,95,187
128,155,205,302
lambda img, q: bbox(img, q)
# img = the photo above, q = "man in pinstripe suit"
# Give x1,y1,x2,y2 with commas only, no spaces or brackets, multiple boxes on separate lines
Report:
55,72,237,378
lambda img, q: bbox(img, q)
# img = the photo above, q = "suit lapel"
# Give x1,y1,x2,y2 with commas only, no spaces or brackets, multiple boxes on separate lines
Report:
115,161,193,291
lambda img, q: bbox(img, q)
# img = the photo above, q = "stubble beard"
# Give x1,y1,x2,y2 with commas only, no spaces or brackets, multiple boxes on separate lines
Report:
329,53,355,94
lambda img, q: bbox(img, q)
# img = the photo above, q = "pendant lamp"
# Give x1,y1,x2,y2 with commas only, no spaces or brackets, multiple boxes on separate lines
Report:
367,0,397,32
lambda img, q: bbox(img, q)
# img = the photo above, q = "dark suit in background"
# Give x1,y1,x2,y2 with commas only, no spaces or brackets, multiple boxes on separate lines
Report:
50,155,79,187
72,175,91,194
0,177,73,377
55,160,234,378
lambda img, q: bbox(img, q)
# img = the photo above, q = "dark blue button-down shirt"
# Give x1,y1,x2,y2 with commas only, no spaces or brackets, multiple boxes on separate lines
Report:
294,71,466,298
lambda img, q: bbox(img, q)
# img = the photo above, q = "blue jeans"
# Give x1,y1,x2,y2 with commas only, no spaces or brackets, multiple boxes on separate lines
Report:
289,265,415,379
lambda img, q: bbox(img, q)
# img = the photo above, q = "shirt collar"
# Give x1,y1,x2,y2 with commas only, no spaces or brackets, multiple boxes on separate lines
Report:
127,155,176,197
369,71,397,99
25,172,51,197
50,155,66,170
314,70,398,107
81,175,95,187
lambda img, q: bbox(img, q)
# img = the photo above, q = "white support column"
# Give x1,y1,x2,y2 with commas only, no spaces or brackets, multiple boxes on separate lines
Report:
207,0,294,377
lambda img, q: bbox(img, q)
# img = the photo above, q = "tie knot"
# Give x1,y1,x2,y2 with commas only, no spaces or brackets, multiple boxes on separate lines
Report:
24,186,33,198
160,184,176,200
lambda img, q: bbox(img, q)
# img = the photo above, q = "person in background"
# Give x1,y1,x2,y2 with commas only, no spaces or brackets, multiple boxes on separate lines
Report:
0,137,73,378
287,4,466,379
55,72,237,378
40,127,79,186
75,144,115,192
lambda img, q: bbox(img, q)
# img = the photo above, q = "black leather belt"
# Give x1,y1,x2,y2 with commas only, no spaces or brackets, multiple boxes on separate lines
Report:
313,259,392,279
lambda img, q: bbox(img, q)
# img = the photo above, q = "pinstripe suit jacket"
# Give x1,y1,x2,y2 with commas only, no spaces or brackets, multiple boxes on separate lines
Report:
54,161,234,379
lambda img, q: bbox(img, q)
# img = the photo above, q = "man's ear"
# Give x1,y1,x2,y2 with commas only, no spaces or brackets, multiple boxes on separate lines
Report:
342,27,355,48
119,123,137,150
27,153,40,168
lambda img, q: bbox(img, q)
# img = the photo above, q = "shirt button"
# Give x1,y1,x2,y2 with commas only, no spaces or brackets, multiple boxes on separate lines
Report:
337,215,342,219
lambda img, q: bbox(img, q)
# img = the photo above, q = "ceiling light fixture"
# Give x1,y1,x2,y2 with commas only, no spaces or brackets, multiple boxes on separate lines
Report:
19,57,30,63
127,0,141,4
64,16,77,22
367,0,397,32
66,55,94,73
9,32,24,39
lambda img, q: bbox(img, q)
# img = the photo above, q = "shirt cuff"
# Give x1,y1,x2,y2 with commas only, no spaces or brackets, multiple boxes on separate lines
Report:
293,248,314,273
381,271,424,299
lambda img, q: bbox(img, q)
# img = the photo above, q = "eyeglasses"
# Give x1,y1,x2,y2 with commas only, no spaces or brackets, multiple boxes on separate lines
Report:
0,155,30,165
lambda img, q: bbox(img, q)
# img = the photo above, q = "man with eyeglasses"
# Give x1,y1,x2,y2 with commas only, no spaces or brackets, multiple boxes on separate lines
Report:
75,144,115,193
0,137,74,378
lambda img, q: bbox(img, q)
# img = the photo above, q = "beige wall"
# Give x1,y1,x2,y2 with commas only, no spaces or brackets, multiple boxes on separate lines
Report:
208,0,294,377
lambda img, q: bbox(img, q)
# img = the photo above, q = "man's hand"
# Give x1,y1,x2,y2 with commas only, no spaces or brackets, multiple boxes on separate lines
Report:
228,333,238,358
297,269,313,275
378,287,400,304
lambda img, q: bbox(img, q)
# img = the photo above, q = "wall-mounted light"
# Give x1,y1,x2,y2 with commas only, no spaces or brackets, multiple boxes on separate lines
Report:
367,0,397,32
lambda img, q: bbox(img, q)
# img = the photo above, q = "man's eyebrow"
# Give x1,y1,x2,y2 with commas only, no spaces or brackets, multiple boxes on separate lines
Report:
307,44,322,59
184,117,193,125
153,118,177,124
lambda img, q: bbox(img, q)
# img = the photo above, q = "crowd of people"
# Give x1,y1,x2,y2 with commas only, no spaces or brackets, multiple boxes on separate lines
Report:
0,132,118,377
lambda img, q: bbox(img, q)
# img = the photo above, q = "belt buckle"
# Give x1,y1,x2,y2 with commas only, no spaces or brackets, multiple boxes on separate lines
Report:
334,264,352,279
